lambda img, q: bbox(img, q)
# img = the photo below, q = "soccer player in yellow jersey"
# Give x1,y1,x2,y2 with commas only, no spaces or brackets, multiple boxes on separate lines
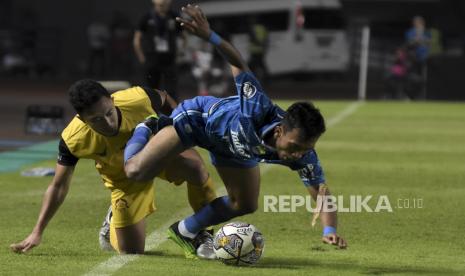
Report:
10,80,217,256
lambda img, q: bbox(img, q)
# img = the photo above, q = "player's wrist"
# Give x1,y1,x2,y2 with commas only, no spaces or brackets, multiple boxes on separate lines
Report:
208,31,222,46
323,226,337,236
135,122,152,133
31,227,44,236
142,115,159,134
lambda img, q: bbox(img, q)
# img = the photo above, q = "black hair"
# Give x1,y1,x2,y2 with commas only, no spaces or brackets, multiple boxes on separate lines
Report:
68,79,110,114
282,102,326,141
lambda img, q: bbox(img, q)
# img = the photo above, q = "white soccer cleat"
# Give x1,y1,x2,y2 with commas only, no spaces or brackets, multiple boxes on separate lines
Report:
194,230,217,260
99,206,114,252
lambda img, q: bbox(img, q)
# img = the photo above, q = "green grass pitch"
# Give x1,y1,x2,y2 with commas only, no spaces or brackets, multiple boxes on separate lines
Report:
1,101,464,275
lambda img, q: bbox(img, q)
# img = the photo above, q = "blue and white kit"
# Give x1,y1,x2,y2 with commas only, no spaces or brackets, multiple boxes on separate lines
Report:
171,71,325,187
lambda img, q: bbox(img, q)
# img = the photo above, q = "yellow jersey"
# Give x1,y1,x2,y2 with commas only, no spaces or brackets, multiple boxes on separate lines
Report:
61,86,158,192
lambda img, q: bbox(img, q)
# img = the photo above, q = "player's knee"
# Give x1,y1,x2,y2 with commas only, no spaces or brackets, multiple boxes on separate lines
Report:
183,157,208,185
231,200,258,215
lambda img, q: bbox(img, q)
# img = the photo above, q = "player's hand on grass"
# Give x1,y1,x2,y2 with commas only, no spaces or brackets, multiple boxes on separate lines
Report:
322,233,347,249
176,4,211,40
10,232,41,253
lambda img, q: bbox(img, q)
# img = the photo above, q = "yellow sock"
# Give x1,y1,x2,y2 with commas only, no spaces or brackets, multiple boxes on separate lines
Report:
187,176,217,212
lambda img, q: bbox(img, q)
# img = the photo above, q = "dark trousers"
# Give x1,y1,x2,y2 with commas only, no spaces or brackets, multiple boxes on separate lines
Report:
144,61,178,101
248,53,268,83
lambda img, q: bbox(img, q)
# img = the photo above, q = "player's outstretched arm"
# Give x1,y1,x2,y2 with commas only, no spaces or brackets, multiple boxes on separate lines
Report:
155,89,178,116
176,4,250,77
10,164,74,253
308,184,347,249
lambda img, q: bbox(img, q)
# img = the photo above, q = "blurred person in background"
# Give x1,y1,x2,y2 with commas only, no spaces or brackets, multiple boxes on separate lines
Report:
191,40,213,96
248,16,269,83
110,11,134,79
87,20,110,77
405,16,431,99
385,47,409,100
133,0,186,101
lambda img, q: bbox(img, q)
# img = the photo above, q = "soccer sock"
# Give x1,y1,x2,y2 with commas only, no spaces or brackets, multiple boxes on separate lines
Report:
187,176,217,212
179,196,241,238
124,124,151,163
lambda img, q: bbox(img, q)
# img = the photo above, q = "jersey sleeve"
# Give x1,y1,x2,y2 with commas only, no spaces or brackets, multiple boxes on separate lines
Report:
141,86,163,113
57,138,79,166
294,150,325,187
234,71,273,120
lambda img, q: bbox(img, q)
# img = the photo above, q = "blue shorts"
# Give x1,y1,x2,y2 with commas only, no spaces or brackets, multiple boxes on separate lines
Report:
209,152,258,168
171,96,258,169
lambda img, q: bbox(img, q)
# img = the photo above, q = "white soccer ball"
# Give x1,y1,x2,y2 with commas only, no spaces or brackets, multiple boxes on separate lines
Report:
213,222,265,265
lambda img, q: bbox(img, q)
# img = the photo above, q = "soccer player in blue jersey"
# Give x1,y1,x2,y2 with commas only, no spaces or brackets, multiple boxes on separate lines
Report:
124,4,347,258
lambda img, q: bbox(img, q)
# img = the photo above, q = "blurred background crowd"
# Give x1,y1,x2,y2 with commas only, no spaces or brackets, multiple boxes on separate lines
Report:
1,0,465,100
1,0,465,148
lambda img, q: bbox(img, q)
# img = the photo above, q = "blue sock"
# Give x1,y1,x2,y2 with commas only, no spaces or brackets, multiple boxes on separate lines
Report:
124,125,151,163
182,196,241,235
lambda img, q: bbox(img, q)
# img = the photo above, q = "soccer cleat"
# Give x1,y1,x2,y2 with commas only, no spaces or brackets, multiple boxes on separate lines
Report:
167,222,216,260
194,230,216,260
99,206,114,252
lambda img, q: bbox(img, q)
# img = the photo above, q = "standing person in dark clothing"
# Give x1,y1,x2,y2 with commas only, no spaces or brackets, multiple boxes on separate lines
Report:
248,16,269,83
133,0,186,101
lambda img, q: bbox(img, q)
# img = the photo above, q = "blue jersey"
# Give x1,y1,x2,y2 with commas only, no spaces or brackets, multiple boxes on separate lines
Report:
171,71,325,187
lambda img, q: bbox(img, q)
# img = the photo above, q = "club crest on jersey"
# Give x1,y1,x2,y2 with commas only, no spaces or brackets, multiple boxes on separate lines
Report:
242,82,257,99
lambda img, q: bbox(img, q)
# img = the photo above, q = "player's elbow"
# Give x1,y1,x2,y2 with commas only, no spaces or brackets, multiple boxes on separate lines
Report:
124,161,148,182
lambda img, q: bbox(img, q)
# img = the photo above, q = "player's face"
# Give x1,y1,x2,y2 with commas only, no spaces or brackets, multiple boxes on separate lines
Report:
274,126,316,161
80,96,119,137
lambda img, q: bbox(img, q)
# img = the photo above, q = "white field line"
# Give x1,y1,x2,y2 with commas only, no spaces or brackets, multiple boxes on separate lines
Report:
326,101,364,128
83,101,362,276
83,185,224,276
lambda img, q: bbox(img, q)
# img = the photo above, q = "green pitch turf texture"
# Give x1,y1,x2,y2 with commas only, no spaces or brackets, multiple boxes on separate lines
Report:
1,101,464,275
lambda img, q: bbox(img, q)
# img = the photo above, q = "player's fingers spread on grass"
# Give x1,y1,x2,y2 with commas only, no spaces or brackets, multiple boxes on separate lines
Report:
9,243,21,253
22,243,35,253
10,242,26,253
338,238,347,249
322,236,331,245
323,234,338,245
331,235,339,245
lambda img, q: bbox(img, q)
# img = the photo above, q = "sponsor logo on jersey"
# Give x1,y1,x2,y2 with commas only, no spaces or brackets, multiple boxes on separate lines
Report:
115,198,129,209
230,130,251,158
184,124,192,134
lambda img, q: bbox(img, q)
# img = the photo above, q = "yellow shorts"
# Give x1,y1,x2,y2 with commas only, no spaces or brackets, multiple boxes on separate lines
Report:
109,170,171,251
110,181,156,229
109,170,170,229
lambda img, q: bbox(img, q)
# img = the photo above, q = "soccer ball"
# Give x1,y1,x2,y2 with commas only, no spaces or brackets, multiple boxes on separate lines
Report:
213,222,265,265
